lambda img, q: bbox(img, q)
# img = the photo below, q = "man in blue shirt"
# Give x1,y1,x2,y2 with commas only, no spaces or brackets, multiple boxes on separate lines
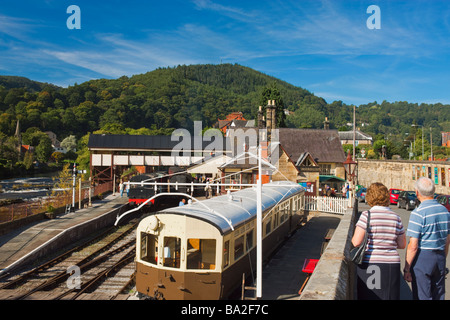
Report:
404,177,450,300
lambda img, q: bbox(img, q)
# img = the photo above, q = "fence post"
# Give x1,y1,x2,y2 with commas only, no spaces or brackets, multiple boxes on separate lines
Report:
79,178,82,209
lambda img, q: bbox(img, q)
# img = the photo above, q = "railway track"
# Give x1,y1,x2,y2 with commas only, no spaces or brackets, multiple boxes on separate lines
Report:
0,220,138,300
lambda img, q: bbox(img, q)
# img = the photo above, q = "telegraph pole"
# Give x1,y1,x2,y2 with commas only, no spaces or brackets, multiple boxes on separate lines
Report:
72,163,76,212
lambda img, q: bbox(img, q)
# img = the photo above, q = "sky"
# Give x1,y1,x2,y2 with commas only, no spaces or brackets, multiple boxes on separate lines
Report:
1,0,450,106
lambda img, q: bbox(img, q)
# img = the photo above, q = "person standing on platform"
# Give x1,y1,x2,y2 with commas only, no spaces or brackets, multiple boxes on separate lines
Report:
404,177,450,300
352,182,406,299
119,181,124,197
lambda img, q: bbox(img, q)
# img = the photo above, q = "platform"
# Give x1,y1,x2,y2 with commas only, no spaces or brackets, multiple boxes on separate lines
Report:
261,211,342,300
0,194,129,276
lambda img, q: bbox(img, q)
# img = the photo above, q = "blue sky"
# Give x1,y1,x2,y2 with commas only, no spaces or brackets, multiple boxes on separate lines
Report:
1,0,450,106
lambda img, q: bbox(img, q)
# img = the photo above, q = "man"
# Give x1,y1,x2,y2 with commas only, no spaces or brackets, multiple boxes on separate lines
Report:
404,177,450,300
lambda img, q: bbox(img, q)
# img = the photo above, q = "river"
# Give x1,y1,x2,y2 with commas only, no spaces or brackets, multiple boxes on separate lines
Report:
0,172,64,202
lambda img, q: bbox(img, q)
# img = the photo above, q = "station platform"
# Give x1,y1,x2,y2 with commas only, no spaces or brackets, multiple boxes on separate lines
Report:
261,211,342,300
0,193,129,276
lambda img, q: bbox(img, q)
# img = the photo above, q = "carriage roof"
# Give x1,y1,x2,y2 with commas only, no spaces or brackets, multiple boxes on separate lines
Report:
157,181,304,234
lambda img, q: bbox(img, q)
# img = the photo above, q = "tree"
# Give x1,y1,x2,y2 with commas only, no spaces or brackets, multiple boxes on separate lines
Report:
35,135,53,163
23,150,34,170
61,135,77,152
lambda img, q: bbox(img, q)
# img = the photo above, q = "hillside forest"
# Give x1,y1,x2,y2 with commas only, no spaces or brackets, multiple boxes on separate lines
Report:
0,64,449,177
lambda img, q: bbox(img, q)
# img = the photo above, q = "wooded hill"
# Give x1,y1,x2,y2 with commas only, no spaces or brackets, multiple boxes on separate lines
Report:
0,63,449,148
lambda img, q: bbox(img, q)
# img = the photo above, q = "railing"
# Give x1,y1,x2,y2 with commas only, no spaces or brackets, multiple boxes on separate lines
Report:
0,181,113,223
303,196,348,215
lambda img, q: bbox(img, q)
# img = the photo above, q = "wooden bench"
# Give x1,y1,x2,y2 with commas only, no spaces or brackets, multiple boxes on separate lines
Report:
324,228,335,241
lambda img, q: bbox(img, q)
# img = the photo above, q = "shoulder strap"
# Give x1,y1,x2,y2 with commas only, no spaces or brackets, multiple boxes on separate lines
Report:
366,210,371,230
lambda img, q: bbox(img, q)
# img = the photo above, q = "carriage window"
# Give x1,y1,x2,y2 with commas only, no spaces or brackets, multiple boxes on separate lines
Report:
234,235,245,260
265,217,272,235
280,209,286,223
246,230,254,251
141,232,158,265
187,239,216,270
163,236,181,268
224,240,230,268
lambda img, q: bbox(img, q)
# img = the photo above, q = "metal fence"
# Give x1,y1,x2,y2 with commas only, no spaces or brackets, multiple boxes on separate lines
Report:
0,181,113,223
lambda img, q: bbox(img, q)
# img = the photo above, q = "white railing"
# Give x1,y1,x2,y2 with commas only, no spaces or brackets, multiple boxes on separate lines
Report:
303,196,348,215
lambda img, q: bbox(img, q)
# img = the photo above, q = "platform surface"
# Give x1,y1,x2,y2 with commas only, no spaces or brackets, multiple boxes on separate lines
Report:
0,194,128,273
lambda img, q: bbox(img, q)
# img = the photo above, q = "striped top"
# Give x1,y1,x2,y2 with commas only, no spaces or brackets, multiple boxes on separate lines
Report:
356,206,405,264
406,199,450,251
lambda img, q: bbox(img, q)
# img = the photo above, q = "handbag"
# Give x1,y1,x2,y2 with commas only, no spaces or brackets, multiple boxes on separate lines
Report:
349,210,371,265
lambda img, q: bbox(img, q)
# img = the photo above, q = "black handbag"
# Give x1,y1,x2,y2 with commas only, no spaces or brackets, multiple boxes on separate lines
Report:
349,210,370,265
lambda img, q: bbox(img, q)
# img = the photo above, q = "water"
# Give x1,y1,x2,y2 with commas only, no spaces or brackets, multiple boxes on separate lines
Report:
0,172,64,201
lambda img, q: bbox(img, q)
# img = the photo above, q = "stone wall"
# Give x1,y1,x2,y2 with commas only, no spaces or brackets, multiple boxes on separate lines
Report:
357,159,450,194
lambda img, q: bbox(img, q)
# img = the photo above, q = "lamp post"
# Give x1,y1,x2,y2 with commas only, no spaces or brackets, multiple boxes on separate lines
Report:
343,150,357,207
412,124,424,160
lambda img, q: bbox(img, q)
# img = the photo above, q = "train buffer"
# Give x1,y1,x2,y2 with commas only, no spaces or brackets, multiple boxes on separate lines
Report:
298,258,319,295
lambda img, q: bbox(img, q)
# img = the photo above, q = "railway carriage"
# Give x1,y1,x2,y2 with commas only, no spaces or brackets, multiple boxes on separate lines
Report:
135,181,305,300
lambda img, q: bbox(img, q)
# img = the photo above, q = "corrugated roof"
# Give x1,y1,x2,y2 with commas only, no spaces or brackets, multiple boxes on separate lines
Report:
88,134,230,151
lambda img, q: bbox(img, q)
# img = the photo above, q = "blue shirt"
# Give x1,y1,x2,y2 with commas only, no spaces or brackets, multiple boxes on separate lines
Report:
406,199,450,250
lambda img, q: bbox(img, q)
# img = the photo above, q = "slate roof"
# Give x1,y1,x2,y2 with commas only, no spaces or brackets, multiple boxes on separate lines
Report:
278,128,346,164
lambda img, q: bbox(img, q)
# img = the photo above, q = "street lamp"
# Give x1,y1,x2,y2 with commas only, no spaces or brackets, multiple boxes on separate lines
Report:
343,150,357,207
343,150,357,182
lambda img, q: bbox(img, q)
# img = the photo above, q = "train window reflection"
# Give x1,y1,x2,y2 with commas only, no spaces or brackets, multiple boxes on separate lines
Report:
163,236,181,268
187,239,216,270
234,235,244,260
246,230,254,251
140,232,158,265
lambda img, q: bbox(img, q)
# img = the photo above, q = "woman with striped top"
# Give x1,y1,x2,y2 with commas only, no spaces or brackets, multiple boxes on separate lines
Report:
352,182,406,300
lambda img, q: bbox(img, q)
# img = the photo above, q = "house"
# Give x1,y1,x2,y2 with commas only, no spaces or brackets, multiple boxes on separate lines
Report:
215,112,255,135
442,132,450,147
294,152,321,196
338,130,373,146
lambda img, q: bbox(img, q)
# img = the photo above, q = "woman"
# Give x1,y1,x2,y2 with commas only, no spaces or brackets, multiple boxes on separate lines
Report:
351,182,406,300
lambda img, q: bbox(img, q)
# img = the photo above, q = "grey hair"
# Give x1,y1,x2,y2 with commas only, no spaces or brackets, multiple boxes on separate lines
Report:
415,177,435,197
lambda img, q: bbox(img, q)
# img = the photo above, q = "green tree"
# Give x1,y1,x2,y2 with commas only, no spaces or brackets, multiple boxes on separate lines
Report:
61,135,77,152
35,135,53,163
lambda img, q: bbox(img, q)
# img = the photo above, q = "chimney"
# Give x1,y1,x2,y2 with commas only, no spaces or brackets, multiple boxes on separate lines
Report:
323,117,330,130
257,106,264,129
266,100,276,131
